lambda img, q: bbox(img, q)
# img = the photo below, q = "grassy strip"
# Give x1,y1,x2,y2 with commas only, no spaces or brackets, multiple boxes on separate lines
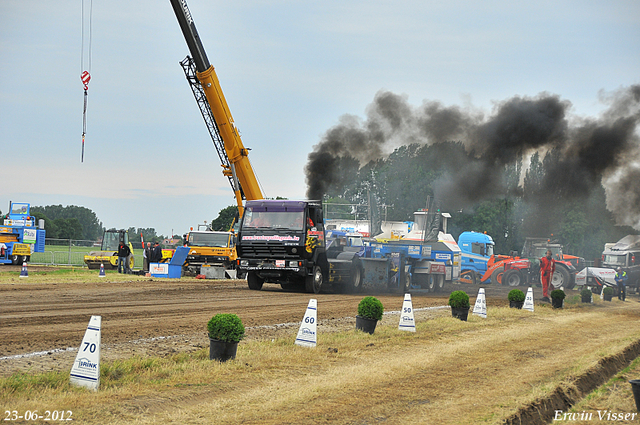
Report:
2,303,639,425
561,354,640,423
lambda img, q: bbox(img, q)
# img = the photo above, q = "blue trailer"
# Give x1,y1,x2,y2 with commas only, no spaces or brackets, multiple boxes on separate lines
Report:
368,210,461,292
0,203,46,265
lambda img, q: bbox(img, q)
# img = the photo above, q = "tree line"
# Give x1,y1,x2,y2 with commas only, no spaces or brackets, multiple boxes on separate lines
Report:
23,205,171,245
317,142,637,261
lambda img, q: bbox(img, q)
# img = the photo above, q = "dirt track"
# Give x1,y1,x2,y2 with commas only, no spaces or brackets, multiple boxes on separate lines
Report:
0,266,518,375
0,269,462,374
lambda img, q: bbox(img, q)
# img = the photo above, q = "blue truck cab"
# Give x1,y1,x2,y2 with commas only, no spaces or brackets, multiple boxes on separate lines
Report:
457,231,494,280
0,202,46,265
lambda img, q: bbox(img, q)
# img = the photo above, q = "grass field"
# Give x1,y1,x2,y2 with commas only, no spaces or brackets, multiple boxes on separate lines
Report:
29,245,144,269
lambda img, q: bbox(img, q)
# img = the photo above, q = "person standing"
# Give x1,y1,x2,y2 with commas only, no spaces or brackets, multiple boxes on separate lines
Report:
615,267,628,301
117,242,131,274
143,242,152,272
540,249,556,302
152,242,163,263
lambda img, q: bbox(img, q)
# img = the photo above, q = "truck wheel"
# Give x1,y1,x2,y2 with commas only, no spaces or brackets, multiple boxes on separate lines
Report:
491,267,504,285
349,263,363,293
11,255,21,265
401,272,411,293
305,266,323,294
425,275,436,292
503,269,522,287
247,272,264,290
551,266,570,289
434,274,445,292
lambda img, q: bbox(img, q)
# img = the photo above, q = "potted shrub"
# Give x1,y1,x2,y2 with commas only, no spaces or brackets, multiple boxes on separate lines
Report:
550,289,566,308
580,288,592,303
356,296,384,334
508,289,525,309
207,313,245,361
603,286,614,301
449,290,470,321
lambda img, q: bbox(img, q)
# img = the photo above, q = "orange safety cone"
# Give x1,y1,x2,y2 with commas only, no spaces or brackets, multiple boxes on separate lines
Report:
99,263,106,277
20,262,28,278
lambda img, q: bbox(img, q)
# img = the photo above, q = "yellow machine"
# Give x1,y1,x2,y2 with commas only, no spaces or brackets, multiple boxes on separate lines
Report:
183,230,238,276
171,0,264,220
84,229,135,270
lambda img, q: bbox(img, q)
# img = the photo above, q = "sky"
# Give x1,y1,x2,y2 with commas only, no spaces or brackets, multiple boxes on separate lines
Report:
1,0,639,238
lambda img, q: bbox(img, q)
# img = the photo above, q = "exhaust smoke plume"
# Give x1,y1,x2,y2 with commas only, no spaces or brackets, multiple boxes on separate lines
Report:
305,85,640,228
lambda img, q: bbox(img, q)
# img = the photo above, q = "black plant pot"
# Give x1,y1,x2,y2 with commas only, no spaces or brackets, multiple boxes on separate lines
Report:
629,380,640,411
451,307,469,321
209,338,238,362
581,296,592,303
604,293,613,301
509,300,524,309
551,298,564,308
355,315,378,334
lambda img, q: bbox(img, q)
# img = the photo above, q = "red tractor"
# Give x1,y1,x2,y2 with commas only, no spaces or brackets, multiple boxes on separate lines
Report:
481,238,581,289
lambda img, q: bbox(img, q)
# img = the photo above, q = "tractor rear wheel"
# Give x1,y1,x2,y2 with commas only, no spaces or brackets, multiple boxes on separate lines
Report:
503,269,523,287
551,266,571,289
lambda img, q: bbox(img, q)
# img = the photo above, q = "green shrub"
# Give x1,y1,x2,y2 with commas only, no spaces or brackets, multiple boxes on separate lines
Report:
508,289,525,302
550,289,566,300
357,296,384,321
448,290,470,309
603,286,614,295
580,288,592,298
207,314,245,343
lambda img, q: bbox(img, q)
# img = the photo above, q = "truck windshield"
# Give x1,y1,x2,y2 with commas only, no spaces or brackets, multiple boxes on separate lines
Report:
486,244,494,256
242,210,305,230
189,233,230,248
603,254,626,266
10,203,29,216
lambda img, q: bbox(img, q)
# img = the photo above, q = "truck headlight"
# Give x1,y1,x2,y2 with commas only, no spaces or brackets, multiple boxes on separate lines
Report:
240,260,249,266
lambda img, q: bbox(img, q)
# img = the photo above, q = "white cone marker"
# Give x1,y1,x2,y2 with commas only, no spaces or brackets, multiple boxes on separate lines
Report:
523,287,534,312
472,288,487,318
20,262,28,278
98,263,106,277
70,316,101,391
295,299,317,348
398,293,416,332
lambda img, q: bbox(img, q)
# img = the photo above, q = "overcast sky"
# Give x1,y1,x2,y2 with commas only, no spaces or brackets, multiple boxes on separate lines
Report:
1,0,638,238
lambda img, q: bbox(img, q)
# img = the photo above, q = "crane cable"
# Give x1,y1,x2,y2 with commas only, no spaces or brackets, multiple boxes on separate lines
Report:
80,0,93,162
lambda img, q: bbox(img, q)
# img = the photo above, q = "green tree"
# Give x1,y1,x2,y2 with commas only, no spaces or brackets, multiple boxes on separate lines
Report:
210,206,238,231
31,205,103,240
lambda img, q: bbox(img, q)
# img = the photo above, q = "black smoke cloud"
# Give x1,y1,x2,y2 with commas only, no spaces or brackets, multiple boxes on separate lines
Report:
305,85,640,228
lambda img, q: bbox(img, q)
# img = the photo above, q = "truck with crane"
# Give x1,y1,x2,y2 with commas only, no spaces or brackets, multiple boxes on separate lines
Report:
170,2,459,293
0,202,46,265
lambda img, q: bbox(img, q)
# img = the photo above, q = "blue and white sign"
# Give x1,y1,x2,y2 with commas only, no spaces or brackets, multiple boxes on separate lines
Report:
295,299,317,348
70,316,101,391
